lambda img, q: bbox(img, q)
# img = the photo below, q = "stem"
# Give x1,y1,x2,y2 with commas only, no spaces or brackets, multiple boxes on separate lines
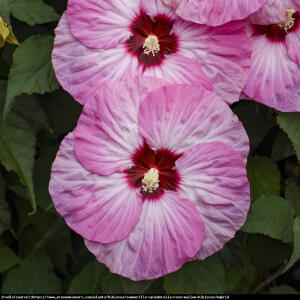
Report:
252,262,288,294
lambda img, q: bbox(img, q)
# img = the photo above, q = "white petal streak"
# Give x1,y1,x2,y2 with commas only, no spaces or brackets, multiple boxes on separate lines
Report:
49,133,142,244
286,26,300,66
243,32,300,112
52,13,138,105
176,142,250,260
67,0,140,49
173,19,251,103
85,192,205,281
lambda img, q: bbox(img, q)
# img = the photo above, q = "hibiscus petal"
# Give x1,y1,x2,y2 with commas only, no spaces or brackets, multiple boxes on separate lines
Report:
67,0,139,49
250,0,300,25
52,14,212,104
144,54,213,90
138,84,249,162
52,14,140,105
286,26,300,65
75,77,166,176
163,0,267,26
85,191,205,281
173,19,251,103
141,0,176,18
175,142,250,260
243,32,300,112
49,133,142,244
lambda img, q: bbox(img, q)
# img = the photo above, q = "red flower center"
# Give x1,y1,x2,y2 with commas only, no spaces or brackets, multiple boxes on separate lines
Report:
125,140,181,199
126,10,178,70
253,11,300,42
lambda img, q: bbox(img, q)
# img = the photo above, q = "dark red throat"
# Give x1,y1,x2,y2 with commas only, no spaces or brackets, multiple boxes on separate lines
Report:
124,140,181,200
126,9,178,70
252,11,300,42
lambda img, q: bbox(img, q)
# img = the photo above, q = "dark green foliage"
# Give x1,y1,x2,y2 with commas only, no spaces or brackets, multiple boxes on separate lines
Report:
164,256,226,294
0,0,300,295
242,195,295,243
2,252,61,294
247,156,281,202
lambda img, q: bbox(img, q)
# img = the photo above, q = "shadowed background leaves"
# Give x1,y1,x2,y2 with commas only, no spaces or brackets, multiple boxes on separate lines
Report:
0,0,300,295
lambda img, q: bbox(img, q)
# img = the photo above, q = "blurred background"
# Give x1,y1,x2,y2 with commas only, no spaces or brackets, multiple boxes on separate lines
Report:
0,0,300,294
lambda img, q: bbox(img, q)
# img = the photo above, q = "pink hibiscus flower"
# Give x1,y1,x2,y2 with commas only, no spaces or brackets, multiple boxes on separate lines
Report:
52,0,251,105
49,78,250,280
163,0,267,26
243,0,300,112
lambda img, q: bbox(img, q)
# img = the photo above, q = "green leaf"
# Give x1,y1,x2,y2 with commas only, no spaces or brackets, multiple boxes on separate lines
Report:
247,156,281,201
0,56,10,79
272,131,295,161
68,262,106,294
270,285,300,294
0,0,12,24
7,172,27,200
99,272,152,294
248,234,292,277
2,252,61,294
0,240,20,273
12,95,50,133
0,171,11,235
4,35,59,118
10,0,59,26
218,232,246,270
219,233,258,293
233,101,274,146
0,83,37,214
76,263,152,295
225,266,258,294
277,112,300,162
286,179,300,216
34,139,58,211
164,255,225,294
242,195,295,243
283,217,300,273
120,278,153,294
46,233,73,276
100,273,125,294
41,89,82,136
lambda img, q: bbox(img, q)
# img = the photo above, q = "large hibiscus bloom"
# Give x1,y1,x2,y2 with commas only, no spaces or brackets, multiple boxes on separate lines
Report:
49,78,250,280
243,0,300,112
163,0,267,26
52,0,251,105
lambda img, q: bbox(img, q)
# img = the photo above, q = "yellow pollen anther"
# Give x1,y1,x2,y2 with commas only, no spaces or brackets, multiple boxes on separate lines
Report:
142,168,159,193
143,35,160,56
278,9,296,32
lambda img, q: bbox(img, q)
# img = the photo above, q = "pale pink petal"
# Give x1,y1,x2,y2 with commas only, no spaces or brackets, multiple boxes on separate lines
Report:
67,0,139,49
141,0,176,18
162,0,181,9
52,13,139,105
163,0,267,26
286,26,300,65
52,14,212,105
243,32,300,112
74,77,166,176
176,142,250,260
173,19,251,104
144,54,213,90
85,191,205,281
250,0,300,25
138,84,249,163
49,133,142,244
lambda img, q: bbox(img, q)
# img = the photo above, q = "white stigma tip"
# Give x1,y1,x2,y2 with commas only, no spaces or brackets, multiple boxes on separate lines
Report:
278,9,296,32
142,168,159,193
143,35,160,56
